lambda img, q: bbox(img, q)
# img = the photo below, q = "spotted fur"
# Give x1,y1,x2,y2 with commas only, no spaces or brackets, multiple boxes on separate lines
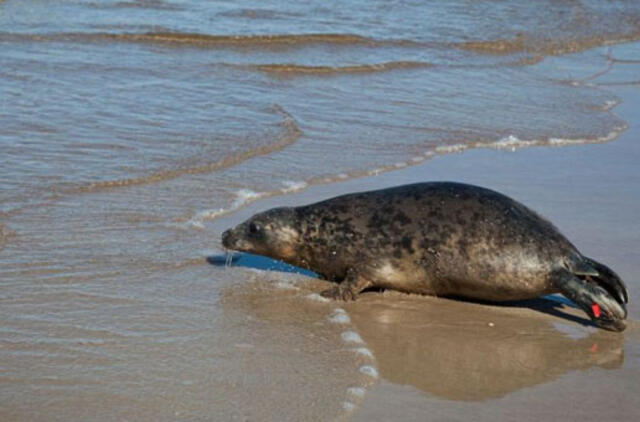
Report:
222,182,628,331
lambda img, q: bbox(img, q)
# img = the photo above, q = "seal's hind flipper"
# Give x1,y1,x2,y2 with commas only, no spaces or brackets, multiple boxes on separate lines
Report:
581,257,629,305
553,268,627,332
567,255,599,277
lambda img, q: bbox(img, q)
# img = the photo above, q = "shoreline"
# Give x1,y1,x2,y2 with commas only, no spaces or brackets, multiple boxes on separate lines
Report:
210,46,640,421
212,79,640,324
2,3,640,419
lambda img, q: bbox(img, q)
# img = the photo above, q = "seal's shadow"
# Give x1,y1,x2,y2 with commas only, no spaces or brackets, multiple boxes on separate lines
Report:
207,253,318,277
208,253,594,328
463,295,595,328
401,291,599,328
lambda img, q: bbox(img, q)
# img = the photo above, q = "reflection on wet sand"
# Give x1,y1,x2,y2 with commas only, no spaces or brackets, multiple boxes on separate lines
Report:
346,292,624,401
212,254,626,403
216,272,376,420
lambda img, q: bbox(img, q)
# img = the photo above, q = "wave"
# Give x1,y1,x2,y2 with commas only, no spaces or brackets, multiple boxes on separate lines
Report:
184,126,625,230
4,29,638,58
329,128,625,182
62,105,301,194
104,32,379,46
184,181,308,229
455,32,640,56
247,61,432,76
313,127,625,182
435,128,626,154
217,8,303,20
228,57,541,79
86,1,185,11
0,31,411,48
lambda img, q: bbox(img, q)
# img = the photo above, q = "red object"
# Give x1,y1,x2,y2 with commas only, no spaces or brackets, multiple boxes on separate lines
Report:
591,303,602,318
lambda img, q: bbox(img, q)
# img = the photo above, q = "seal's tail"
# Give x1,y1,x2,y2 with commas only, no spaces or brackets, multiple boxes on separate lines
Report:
554,256,628,332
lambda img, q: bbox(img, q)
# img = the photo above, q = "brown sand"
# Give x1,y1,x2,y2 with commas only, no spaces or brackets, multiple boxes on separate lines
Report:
3,49,637,422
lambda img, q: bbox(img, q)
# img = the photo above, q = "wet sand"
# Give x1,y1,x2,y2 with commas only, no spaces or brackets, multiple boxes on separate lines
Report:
208,69,640,421
348,86,640,421
352,88,640,420
1,2,639,417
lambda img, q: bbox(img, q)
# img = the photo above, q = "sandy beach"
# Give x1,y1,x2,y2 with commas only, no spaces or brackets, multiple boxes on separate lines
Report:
350,71,640,422
207,50,640,420
2,1,640,420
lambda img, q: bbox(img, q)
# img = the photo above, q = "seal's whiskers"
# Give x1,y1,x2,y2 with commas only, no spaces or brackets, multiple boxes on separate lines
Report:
224,249,234,267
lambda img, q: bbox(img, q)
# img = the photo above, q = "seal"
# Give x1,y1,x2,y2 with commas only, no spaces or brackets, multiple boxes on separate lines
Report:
221,182,629,331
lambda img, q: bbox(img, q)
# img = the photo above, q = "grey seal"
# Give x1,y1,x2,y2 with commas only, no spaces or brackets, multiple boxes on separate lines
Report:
221,182,628,331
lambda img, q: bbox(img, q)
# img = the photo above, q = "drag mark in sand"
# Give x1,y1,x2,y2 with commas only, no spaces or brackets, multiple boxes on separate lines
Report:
308,301,378,415
329,308,352,324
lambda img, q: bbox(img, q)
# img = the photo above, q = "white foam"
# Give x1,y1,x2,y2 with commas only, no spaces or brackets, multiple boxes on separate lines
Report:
429,128,623,160
232,188,265,207
189,220,206,229
347,387,366,399
183,125,622,233
281,180,308,193
195,208,226,220
187,188,270,228
435,143,467,153
183,189,266,228
548,137,583,145
306,293,330,303
359,365,379,379
352,347,374,359
341,331,364,344
181,208,227,228
488,135,537,151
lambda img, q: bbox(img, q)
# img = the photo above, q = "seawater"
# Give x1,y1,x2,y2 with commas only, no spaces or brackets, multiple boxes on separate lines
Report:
1,0,639,420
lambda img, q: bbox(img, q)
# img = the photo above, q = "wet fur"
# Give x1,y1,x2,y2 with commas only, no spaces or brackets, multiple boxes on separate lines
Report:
222,182,628,331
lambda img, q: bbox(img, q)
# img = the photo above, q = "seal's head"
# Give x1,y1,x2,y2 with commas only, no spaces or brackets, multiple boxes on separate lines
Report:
221,207,301,261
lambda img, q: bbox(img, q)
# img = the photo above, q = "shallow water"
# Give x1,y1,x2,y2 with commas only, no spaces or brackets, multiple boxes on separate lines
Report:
2,0,638,214
1,0,640,420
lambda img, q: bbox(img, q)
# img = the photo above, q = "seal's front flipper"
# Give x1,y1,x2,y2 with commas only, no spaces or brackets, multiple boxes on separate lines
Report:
321,271,373,301
553,269,627,332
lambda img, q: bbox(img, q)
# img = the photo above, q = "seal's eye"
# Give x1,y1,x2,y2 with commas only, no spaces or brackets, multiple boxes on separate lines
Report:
248,222,260,235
